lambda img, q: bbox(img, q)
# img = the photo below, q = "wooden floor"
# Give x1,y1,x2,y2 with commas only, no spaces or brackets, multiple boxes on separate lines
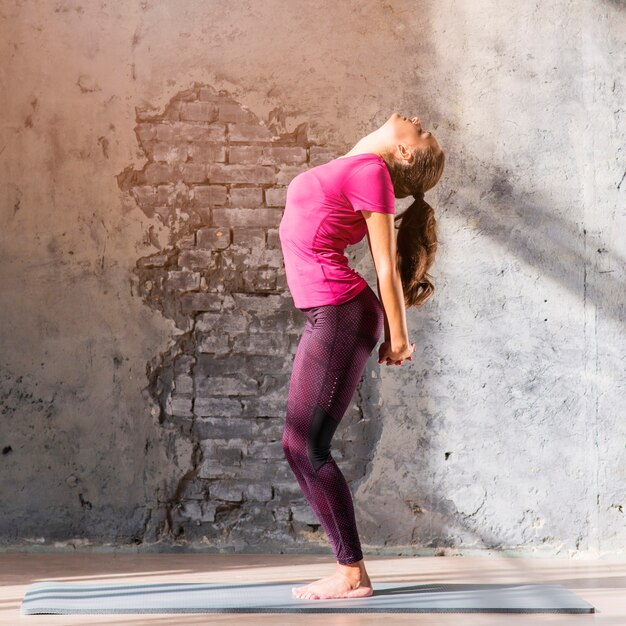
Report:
2,551,624,625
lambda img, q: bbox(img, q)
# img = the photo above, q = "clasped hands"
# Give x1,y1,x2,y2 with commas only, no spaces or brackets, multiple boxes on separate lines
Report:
378,340,415,366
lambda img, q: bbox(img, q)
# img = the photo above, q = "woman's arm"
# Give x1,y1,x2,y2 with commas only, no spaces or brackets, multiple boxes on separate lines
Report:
363,211,410,351
376,275,391,343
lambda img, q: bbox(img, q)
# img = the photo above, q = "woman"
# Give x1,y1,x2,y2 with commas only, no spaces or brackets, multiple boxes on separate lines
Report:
279,112,445,600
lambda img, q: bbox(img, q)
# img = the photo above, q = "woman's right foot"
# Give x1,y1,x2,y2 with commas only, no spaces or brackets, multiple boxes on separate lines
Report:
292,562,373,599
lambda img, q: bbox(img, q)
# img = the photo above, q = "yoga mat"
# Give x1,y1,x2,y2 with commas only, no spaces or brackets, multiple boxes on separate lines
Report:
21,580,594,614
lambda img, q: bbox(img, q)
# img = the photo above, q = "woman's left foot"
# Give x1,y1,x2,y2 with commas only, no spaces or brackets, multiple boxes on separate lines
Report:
292,567,373,600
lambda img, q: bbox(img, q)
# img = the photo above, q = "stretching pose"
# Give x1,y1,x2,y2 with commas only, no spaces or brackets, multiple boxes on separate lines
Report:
278,112,445,600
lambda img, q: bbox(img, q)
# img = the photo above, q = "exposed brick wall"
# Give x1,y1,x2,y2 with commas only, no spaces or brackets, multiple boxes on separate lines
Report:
117,83,379,553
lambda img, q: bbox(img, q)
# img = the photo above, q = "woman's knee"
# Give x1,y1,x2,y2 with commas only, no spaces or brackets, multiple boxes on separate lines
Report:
307,403,339,471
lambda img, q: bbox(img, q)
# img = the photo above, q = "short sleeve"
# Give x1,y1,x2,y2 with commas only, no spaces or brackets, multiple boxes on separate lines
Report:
342,161,395,215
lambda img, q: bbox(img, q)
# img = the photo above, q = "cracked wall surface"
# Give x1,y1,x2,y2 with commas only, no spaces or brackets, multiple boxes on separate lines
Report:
0,1,624,557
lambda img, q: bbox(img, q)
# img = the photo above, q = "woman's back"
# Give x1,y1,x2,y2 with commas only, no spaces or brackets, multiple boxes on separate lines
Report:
278,153,395,309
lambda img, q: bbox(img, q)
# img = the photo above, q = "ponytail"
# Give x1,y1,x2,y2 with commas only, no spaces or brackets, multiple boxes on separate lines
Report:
395,193,438,308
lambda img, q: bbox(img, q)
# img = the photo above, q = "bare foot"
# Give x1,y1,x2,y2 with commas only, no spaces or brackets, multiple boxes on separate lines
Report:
292,561,373,600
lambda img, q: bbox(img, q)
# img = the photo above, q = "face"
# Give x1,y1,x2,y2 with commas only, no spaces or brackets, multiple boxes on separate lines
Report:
386,112,440,161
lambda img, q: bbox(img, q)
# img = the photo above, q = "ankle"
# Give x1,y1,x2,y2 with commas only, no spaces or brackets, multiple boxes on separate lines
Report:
336,560,366,579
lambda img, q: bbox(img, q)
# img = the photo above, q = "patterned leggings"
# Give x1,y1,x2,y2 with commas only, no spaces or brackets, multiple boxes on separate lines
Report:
282,284,384,564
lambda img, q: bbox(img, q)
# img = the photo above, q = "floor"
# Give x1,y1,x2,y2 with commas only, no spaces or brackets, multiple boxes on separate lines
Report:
2,552,624,625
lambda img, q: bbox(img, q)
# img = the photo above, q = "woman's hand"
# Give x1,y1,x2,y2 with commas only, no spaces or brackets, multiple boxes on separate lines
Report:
378,341,415,366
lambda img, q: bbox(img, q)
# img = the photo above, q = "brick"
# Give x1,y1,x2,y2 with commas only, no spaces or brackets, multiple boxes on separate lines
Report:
195,354,249,377
265,187,287,207
145,163,176,184
194,396,243,418
194,417,283,441
179,101,218,122
196,375,258,396
180,292,223,314
155,121,226,142
254,269,277,290
227,123,274,141
232,228,265,247
177,501,202,519
272,506,291,522
174,357,195,378
201,438,247,455
193,396,243,418
165,270,201,291
209,446,243,464
232,332,289,356
246,355,291,375
229,187,263,208
179,479,208,501
205,479,273,503
275,270,288,291
208,164,275,185
154,123,178,142
231,293,289,314
200,501,217,522
188,143,226,163
132,185,157,206
178,249,217,271
209,480,244,502
247,310,300,335
218,103,258,124
229,146,263,163
197,227,230,250
135,123,156,142
137,253,169,268
310,145,340,166
212,208,282,228
174,374,193,394
198,460,241,480
181,163,208,183
265,146,307,164
241,393,287,419
152,142,190,164
255,249,284,268
230,145,306,165
163,99,183,121
176,500,217,523
266,229,280,248
276,165,308,185
166,395,193,417
135,106,160,122
175,233,196,249
196,334,230,355
199,423,250,443
190,185,228,207
245,483,273,502
291,504,319,525
246,440,285,459
156,184,177,207
196,312,248,333
273,483,303,502
198,86,219,101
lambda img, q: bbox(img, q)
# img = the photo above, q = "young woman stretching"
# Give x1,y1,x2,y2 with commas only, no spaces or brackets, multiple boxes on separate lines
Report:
279,112,445,600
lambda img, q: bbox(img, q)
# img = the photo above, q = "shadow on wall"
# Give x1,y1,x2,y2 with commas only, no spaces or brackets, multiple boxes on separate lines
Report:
361,0,626,558
116,82,384,552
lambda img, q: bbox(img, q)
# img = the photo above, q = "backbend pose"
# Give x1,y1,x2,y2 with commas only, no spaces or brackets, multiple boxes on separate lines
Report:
278,112,445,600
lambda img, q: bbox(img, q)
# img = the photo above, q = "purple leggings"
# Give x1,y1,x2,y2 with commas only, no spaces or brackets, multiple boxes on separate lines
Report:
282,284,384,564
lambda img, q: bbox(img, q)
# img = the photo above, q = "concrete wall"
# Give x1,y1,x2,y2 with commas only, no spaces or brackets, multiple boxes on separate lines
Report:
1,0,624,558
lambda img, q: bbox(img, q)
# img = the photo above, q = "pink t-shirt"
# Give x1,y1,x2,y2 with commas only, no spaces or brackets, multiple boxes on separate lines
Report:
278,153,395,308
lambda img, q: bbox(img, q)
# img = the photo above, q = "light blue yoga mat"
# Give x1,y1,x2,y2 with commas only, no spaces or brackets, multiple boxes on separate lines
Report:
21,580,594,614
